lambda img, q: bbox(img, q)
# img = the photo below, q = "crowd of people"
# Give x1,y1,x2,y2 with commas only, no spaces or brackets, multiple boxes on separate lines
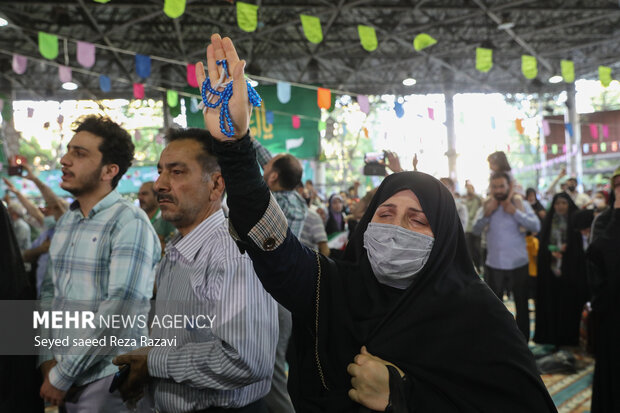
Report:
1,33,619,413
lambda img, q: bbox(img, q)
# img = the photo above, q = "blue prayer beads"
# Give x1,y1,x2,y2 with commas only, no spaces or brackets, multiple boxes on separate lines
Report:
200,60,262,138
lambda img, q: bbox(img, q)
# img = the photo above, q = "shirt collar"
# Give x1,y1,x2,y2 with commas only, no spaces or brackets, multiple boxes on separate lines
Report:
69,190,121,218
169,209,225,263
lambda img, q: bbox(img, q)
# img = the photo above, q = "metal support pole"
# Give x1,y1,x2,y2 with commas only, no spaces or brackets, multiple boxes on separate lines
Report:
564,83,583,187
444,89,458,181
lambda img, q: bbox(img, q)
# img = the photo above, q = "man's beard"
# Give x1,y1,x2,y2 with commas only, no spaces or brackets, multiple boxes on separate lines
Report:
494,193,509,202
65,165,102,197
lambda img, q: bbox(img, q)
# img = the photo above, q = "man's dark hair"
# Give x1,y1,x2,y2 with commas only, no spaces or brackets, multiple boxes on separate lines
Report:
73,115,134,188
164,128,220,177
272,154,302,191
490,171,511,184
566,177,577,184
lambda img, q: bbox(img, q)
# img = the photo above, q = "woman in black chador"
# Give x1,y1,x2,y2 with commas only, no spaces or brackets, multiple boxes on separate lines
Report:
534,192,589,347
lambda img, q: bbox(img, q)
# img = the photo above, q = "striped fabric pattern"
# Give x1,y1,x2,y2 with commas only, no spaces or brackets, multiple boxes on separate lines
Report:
147,209,278,412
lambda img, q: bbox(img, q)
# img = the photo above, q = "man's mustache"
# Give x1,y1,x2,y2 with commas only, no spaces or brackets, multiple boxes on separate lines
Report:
157,194,175,203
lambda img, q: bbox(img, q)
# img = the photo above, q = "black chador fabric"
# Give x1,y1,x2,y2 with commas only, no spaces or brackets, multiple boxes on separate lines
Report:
0,202,43,412
534,193,589,347
288,172,556,412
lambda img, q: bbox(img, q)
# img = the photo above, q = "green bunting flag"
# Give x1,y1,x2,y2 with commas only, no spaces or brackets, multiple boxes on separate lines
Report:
521,55,537,79
357,25,377,52
93,0,111,3
599,66,612,87
413,33,437,51
38,32,59,60
561,60,575,83
163,0,186,19
167,90,179,107
475,47,492,73
300,14,323,44
237,2,258,32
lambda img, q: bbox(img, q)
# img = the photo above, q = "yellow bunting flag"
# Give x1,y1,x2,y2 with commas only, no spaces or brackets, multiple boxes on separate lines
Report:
561,60,575,83
475,47,492,73
300,15,323,44
413,33,437,51
38,32,59,60
357,25,377,52
237,2,258,32
599,66,612,87
522,55,537,79
163,0,186,19
93,0,111,3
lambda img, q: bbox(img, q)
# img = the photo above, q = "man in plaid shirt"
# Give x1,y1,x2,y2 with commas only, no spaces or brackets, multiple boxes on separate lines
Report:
39,115,160,412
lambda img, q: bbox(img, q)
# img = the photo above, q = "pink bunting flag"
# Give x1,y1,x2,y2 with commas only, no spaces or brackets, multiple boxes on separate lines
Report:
562,144,567,154
187,64,198,87
542,144,548,154
59,66,72,83
357,95,370,114
589,123,599,139
292,115,301,129
12,54,27,74
427,107,434,120
542,120,550,136
602,124,609,139
133,83,145,99
76,41,95,68
27,108,34,118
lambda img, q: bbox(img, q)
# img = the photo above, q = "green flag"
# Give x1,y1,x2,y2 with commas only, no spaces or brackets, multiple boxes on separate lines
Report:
413,33,437,51
561,60,575,83
163,0,185,18
522,55,537,79
166,90,179,107
358,25,377,52
250,85,320,158
237,2,258,32
93,0,111,3
599,66,612,87
38,32,58,60
300,14,323,44
475,47,492,73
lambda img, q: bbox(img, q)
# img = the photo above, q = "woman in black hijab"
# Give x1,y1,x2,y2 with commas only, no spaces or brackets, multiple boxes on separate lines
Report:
217,139,556,412
325,193,347,236
0,202,44,412
534,193,589,347
204,33,556,412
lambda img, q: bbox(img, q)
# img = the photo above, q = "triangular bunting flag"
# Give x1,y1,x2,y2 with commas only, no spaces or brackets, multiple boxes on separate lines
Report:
187,63,199,87
357,95,370,114
394,101,404,118
59,66,72,83
300,14,323,44
167,90,179,107
589,123,599,139
561,60,574,83
277,81,291,104
317,88,331,110
427,108,434,120
133,83,145,99
237,2,258,32
76,41,95,68
599,66,612,87
413,33,437,51
515,119,525,134
12,54,27,74
475,47,492,73
602,124,609,138
164,0,186,18
522,55,537,79
99,75,111,92
38,32,59,60
292,115,301,129
357,25,377,52
135,54,151,78
542,120,550,136
318,120,326,131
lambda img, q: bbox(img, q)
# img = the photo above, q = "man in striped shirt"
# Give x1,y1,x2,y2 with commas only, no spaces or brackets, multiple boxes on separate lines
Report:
39,116,161,411
114,128,278,413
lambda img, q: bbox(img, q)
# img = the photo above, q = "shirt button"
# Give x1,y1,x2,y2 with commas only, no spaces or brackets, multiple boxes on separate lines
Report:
262,237,276,250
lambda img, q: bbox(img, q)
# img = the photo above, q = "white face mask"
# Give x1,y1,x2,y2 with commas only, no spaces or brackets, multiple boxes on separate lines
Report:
363,222,434,289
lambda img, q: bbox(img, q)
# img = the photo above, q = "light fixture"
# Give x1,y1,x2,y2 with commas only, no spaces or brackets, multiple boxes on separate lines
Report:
0,17,8,27
62,82,78,90
497,21,515,30
549,75,563,84
402,78,417,86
